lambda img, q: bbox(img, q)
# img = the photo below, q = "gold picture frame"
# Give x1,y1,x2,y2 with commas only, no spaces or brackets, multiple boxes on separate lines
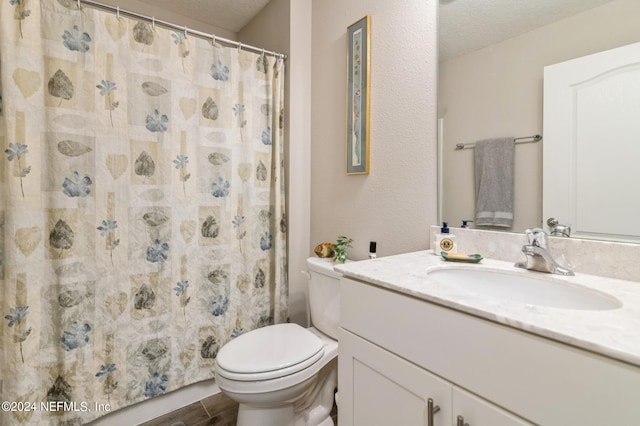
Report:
346,15,371,174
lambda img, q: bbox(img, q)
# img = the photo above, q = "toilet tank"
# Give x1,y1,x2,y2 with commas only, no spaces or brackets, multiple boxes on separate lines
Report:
306,257,342,339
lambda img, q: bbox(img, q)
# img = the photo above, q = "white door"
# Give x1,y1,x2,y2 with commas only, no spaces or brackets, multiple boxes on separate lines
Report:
543,42,640,242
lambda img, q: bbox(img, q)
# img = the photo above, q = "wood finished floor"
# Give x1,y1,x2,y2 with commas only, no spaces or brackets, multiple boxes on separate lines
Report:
137,391,338,425
138,392,238,426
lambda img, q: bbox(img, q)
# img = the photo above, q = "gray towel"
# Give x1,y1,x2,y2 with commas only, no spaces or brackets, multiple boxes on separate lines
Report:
474,137,515,228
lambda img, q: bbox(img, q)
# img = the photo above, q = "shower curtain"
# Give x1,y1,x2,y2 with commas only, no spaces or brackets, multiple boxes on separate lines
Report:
0,1,287,424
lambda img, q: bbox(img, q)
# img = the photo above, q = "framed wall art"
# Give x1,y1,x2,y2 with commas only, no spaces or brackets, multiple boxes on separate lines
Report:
346,15,371,174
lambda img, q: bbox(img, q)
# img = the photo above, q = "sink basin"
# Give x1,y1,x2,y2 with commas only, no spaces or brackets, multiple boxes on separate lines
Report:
427,268,622,311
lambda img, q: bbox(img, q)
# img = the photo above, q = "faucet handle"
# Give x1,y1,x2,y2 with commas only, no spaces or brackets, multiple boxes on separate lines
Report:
525,227,548,247
547,217,571,237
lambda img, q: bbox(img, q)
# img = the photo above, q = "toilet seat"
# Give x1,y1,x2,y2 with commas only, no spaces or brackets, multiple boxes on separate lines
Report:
216,323,325,382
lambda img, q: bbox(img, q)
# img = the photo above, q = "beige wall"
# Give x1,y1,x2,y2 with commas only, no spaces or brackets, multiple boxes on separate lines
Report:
311,0,438,260
285,0,312,324
439,0,640,233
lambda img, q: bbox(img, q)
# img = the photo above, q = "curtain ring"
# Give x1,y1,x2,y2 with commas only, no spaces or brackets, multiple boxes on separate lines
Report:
184,25,188,38
116,6,120,19
151,17,155,30
237,42,242,53
212,34,216,46
77,0,81,10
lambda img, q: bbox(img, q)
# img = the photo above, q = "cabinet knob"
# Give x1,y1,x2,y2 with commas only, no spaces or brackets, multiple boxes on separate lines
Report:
457,415,470,426
427,398,440,426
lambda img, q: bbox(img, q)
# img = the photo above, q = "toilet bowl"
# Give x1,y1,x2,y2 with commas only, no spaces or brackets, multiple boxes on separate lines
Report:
214,257,341,426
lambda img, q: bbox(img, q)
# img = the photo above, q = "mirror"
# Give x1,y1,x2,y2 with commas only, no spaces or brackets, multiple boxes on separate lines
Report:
437,0,640,241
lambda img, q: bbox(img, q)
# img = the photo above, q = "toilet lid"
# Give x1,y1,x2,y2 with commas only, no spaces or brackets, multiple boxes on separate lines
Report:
216,323,324,381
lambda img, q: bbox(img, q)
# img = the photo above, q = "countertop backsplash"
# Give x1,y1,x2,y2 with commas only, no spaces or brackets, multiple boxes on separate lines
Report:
431,226,640,282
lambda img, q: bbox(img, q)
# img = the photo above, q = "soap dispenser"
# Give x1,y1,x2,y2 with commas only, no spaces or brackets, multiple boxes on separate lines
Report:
433,222,457,256
368,241,377,259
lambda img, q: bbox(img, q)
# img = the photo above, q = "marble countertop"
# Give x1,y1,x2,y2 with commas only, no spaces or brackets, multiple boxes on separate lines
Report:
334,251,640,367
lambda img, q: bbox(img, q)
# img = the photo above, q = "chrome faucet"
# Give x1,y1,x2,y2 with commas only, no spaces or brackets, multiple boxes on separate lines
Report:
515,228,574,276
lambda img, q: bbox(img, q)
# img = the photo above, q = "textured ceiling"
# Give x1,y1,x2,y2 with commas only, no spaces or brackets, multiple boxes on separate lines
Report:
124,0,618,60
439,0,619,62
133,0,271,33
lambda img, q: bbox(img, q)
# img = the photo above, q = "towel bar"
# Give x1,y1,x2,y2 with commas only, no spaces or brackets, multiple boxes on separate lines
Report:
455,134,542,150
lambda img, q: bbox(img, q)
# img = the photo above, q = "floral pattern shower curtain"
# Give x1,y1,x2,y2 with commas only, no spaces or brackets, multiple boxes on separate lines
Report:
0,1,287,424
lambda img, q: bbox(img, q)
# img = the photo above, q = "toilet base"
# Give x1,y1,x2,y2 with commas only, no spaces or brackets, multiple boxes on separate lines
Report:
293,358,337,426
238,404,296,426
237,405,334,426
234,359,337,426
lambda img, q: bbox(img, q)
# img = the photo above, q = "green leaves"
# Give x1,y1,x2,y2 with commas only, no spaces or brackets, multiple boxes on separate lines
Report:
333,235,353,263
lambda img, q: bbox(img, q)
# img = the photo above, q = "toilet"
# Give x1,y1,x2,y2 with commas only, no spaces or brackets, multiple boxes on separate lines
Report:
214,257,341,426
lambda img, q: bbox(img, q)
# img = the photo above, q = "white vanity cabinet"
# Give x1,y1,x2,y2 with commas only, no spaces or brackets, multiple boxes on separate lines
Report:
338,276,640,425
340,329,530,426
340,328,451,426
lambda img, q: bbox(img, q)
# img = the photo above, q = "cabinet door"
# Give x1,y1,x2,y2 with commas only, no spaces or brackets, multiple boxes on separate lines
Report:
453,387,533,426
339,328,452,426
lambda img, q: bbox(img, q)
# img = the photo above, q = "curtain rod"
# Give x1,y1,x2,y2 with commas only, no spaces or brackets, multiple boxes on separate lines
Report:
455,134,542,150
79,0,288,60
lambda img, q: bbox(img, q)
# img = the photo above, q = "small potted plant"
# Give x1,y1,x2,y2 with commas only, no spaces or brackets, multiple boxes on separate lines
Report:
332,235,353,263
